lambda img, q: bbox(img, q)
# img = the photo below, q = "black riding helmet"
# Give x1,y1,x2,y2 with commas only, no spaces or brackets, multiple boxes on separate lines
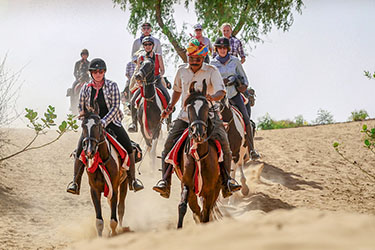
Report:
214,37,231,52
142,36,154,45
81,48,89,56
89,58,107,71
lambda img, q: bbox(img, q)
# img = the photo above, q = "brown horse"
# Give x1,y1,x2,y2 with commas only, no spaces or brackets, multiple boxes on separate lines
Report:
177,80,221,228
81,107,128,236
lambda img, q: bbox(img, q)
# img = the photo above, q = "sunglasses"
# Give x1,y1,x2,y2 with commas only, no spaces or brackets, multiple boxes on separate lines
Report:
143,43,153,46
91,70,105,74
188,56,203,62
142,27,151,30
195,29,202,31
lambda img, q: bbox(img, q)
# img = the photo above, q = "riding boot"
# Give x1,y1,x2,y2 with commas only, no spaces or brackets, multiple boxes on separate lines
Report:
127,152,144,192
221,142,242,198
245,124,260,160
128,105,138,133
152,153,172,198
66,157,85,195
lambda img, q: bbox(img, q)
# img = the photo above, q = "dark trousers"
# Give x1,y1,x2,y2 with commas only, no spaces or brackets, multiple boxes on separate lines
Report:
76,122,133,156
230,93,250,125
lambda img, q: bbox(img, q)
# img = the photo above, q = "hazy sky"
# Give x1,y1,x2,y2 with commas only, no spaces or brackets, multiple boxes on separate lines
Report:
1,0,374,127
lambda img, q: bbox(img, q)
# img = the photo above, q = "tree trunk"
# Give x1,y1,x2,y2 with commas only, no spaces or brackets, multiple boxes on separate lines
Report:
232,1,252,37
155,0,187,63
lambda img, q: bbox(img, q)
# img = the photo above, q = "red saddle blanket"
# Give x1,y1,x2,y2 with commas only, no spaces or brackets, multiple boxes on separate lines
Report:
165,128,223,196
79,132,130,199
134,86,168,140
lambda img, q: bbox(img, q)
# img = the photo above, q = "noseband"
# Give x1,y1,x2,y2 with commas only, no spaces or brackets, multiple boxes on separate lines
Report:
82,114,106,153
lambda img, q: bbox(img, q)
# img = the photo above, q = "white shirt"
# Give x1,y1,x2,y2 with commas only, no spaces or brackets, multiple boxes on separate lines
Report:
173,63,226,122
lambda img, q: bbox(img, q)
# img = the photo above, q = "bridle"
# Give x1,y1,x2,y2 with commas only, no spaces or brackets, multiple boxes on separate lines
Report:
82,114,106,155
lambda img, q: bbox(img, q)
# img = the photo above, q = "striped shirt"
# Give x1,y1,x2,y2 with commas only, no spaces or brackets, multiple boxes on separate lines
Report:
79,79,124,127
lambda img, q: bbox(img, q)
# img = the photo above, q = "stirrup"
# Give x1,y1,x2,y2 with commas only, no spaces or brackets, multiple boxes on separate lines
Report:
227,178,241,193
66,181,79,195
132,178,144,192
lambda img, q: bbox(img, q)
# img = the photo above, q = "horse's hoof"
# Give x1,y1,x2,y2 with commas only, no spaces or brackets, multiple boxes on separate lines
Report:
241,185,250,196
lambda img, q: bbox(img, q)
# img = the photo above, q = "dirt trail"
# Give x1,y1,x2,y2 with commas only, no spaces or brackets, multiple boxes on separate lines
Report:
1,120,375,249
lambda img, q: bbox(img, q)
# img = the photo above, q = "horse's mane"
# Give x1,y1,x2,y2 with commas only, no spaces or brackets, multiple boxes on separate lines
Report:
184,92,207,107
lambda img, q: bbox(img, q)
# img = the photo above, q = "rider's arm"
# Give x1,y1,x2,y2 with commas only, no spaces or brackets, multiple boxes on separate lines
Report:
235,59,249,86
208,90,226,102
158,55,165,77
101,82,122,128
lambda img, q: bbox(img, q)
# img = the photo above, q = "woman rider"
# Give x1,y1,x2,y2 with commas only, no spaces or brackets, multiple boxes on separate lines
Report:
210,37,260,160
66,58,144,194
128,36,170,132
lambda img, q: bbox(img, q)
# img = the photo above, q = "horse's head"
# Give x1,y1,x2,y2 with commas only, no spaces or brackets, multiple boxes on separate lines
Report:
135,57,155,85
185,79,209,143
81,104,104,159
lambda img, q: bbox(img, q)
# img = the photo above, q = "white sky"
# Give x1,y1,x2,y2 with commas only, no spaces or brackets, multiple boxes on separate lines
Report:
0,0,374,127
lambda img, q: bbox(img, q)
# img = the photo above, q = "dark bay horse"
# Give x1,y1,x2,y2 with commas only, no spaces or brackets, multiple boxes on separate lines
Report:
177,80,221,228
135,57,165,160
81,107,128,236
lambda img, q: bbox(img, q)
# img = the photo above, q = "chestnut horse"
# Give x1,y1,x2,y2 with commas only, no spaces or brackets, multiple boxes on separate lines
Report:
81,107,128,236
177,80,221,228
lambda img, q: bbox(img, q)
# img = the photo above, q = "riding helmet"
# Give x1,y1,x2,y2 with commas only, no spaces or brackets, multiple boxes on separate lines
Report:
81,48,89,56
142,36,154,45
89,58,107,71
214,37,230,48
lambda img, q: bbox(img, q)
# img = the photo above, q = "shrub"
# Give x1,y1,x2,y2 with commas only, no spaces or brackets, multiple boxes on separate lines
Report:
349,109,369,121
313,109,334,125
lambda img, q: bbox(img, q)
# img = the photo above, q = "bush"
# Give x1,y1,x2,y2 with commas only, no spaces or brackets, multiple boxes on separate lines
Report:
258,113,307,130
313,109,334,125
349,109,369,121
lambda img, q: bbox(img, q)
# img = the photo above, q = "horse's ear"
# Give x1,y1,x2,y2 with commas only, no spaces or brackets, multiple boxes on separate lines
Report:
202,79,207,96
189,81,196,94
94,101,100,115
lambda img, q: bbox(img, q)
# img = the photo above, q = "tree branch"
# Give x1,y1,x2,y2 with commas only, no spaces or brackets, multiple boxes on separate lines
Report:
155,0,187,62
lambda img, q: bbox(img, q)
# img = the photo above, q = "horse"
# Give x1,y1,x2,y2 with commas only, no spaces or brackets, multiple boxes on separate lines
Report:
218,96,250,196
177,80,221,228
135,57,166,161
80,106,128,237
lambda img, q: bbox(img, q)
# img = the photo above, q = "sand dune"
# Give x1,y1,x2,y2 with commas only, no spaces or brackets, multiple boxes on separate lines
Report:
0,120,375,249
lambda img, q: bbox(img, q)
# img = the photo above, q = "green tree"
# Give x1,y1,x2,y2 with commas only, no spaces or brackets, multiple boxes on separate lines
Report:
113,0,304,62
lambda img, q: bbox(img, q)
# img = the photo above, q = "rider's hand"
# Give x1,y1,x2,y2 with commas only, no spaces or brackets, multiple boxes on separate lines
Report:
206,94,214,102
136,79,142,87
161,104,173,119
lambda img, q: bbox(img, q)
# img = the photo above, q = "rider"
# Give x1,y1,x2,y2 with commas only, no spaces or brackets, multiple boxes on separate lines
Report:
131,22,162,59
128,36,170,133
152,39,242,199
212,24,246,64
66,58,144,195
192,23,213,63
73,49,90,88
211,37,259,160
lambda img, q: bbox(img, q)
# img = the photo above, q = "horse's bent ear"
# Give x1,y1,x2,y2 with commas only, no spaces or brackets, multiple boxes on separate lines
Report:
189,81,197,94
202,79,207,96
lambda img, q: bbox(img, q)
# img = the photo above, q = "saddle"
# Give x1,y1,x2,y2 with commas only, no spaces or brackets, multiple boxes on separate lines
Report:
165,128,223,196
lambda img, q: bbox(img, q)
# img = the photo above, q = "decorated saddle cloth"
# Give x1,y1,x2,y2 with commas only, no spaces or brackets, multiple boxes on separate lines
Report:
165,128,224,196
222,105,246,135
133,86,168,140
79,132,131,200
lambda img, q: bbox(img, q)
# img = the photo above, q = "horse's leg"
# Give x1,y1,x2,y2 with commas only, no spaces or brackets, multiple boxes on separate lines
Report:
118,179,128,230
239,162,249,196
109,186,119,236
90,187,104,237
187,189,201,223
177,185,189,229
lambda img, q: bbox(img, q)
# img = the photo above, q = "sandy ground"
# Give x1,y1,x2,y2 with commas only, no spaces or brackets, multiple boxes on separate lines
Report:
1,119,375,250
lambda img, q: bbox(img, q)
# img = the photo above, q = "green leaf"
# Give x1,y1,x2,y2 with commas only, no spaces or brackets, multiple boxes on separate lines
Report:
333,142,339,148
364,139,371,147
363,124,368,131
